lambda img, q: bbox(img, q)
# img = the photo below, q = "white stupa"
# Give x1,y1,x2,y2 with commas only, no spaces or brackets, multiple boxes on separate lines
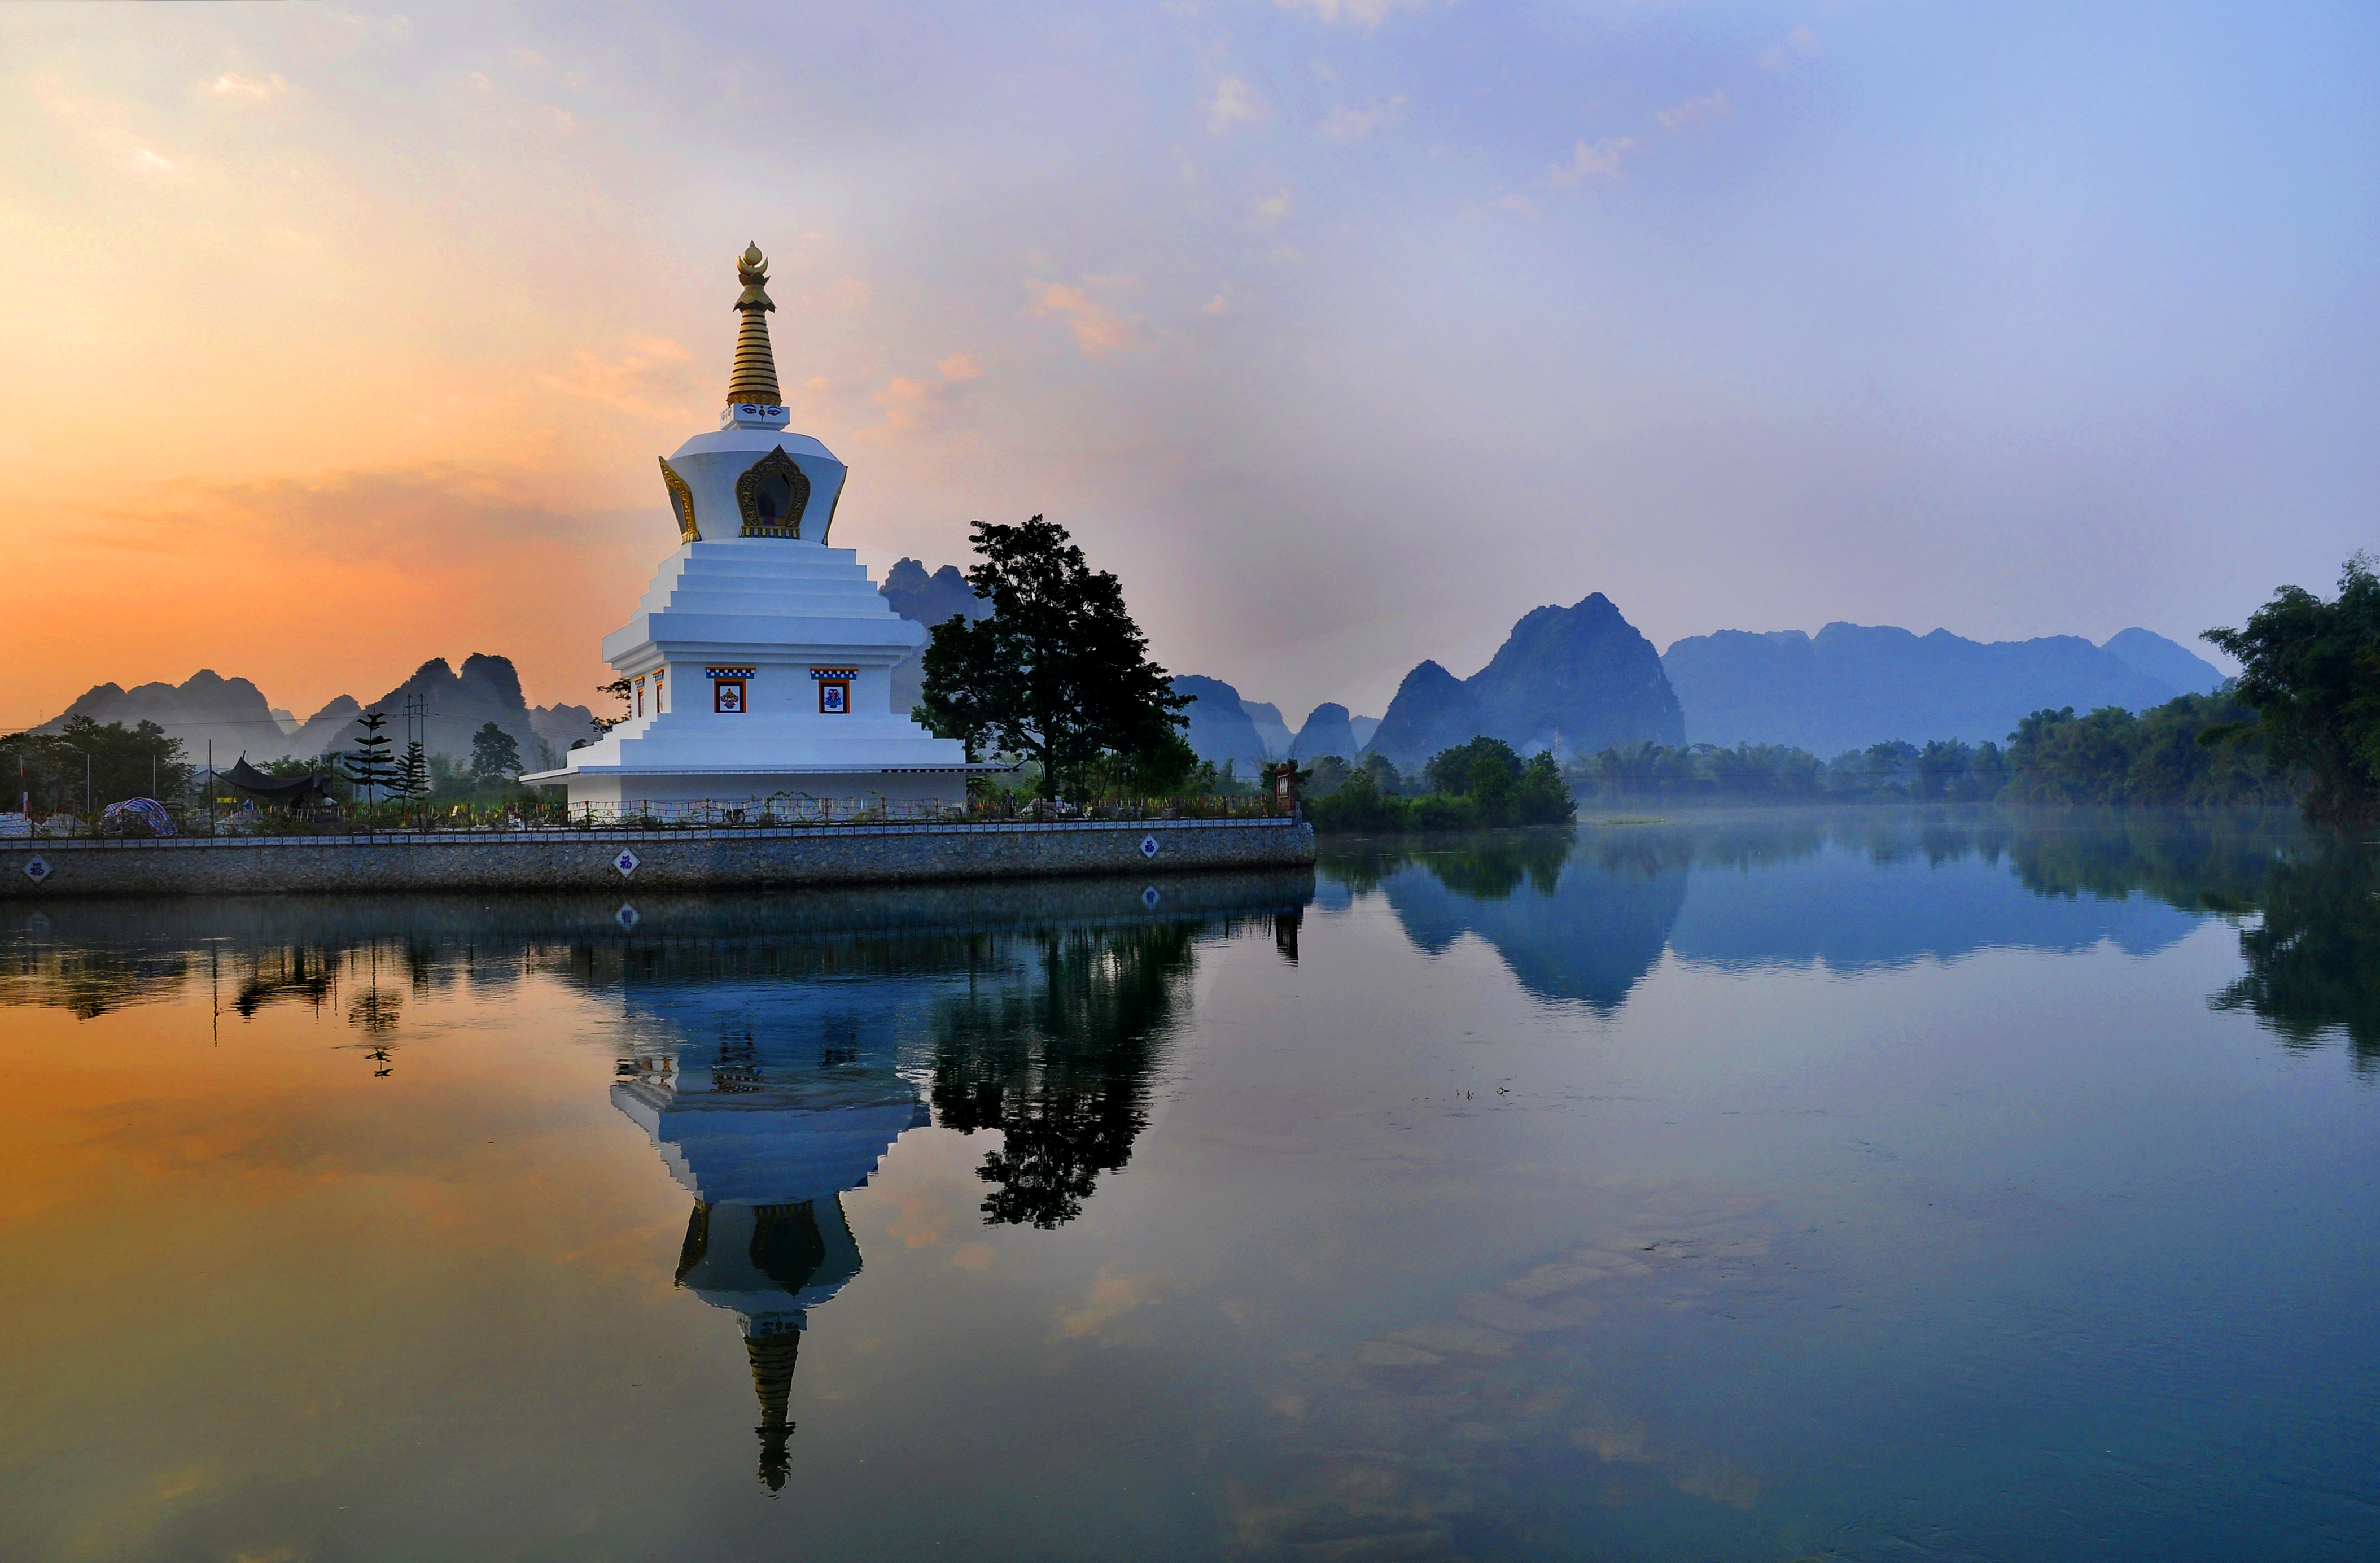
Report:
522,243,975,812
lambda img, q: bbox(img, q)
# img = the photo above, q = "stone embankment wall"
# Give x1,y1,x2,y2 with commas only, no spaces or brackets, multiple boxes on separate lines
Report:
0,818,1315,899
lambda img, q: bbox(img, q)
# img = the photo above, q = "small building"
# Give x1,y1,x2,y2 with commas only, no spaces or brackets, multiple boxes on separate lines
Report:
522,243,977,814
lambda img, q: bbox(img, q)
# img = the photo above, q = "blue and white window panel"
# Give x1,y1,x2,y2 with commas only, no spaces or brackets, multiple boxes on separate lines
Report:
811,667,856,715
706,666,755,714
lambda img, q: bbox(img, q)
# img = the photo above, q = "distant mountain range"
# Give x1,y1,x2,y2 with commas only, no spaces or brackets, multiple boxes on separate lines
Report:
1660,623,2225,755
34,553,2234,784
40,657,600,771
879,558,990,630
1174,606,2223,772
1367,594,1686,768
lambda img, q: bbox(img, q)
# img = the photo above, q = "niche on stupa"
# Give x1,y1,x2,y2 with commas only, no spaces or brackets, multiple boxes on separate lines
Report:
736,446,811,539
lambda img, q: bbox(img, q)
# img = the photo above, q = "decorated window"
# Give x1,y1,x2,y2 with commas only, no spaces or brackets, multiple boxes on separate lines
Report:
653,670,665,713
707,666,755,714
812,667,856,715
633,676,646,718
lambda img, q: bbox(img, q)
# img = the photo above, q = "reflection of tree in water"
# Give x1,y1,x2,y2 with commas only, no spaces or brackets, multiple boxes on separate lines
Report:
232,946,334,1018
2005,812,2298,911
929,924,1197,1228
1,911,190,1019
1322,828,1577,898
2213,838,2380,1069
1416,829,1574,900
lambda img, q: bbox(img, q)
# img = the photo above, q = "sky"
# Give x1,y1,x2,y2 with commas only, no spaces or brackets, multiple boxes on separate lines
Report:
4,0,2375,730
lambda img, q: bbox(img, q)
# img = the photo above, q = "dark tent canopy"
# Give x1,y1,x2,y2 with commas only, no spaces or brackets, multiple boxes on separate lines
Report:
217,757,336,801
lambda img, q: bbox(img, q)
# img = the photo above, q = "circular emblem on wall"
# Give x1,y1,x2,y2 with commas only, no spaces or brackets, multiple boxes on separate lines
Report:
615,903,640,930
1141,885,1161,909
1140,835,1160,859
613,848,640,877
23,855,51,884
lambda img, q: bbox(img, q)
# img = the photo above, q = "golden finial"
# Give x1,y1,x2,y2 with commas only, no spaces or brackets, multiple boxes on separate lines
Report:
727,241,782,407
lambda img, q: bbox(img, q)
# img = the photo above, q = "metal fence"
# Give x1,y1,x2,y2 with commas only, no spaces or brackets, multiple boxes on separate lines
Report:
3,792,1293,840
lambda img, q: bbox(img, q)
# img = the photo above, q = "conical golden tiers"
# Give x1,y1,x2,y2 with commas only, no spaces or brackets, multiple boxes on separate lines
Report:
727,241,782,408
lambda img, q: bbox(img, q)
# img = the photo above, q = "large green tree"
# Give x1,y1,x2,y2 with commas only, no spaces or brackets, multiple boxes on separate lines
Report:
470,721,523,779
2204,553,2380,821
917,516,1189,799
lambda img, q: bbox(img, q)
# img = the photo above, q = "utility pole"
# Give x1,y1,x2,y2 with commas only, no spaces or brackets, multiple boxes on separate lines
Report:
208,740,215,835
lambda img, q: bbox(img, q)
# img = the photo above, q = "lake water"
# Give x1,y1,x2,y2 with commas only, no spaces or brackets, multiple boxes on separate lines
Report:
3,811,2374,1561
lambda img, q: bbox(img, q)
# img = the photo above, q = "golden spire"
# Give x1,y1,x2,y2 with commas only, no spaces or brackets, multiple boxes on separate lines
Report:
748,1327,801,1491
727,242,782,408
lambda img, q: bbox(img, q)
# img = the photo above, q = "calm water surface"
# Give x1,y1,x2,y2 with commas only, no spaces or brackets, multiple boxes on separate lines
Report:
2,811,2375,1561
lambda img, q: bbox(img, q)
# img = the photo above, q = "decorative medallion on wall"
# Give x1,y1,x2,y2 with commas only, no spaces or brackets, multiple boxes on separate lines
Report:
23,854,52,884
613,848,640,877
735,446,811,538
658,457,700,542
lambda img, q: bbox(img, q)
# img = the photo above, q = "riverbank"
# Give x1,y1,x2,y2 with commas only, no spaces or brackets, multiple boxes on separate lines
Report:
0,817,1316,898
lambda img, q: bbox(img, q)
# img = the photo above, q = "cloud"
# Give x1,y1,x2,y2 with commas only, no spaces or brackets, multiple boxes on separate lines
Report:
1548,135,1634,185
1319,95,1407,143
1272,0,1421,25
1208,76,1265,133
539,335,699,417
1058,1266,1154,1337
207,73,285,99
1030,279,1154,359
1757,25,1822,75
176,470,601,563
1656,90,1733,133
133,147,177,175
875,354,986,433
1252,189,1293,225
1500,191,1539,219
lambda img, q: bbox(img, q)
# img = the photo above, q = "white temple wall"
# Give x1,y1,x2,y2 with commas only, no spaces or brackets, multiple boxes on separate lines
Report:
637,661,900,720
561,771,960,810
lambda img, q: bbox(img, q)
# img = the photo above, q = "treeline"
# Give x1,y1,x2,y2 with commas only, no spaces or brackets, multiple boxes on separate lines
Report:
1574,692,2297,807
1302,737,1575,833
0,716,193,815
1,713,542,820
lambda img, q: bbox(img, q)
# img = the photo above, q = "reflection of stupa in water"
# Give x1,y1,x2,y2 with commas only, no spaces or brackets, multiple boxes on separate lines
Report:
613,988,931,1491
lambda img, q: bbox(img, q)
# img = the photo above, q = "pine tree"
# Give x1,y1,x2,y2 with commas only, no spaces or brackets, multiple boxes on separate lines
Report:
344,710,396,804
393,740,428,806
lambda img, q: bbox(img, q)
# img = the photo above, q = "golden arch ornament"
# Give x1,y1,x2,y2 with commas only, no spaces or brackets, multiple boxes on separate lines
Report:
658,457,700,542
735,446,810,538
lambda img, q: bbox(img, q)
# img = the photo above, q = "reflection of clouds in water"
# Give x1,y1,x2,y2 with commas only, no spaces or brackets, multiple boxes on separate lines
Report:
1057,1266,1156,1339
1233,1185,1784,1557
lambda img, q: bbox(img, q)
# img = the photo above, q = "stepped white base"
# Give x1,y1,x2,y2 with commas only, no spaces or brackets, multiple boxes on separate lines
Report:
522,709,979,808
